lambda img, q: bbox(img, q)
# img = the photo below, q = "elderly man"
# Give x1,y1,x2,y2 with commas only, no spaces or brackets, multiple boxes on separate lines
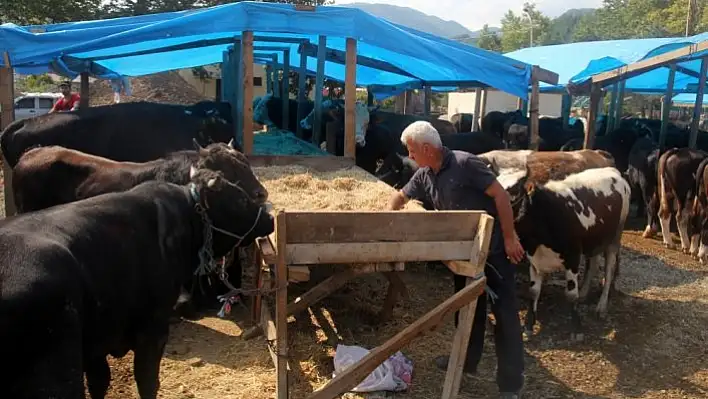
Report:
387,121,525,398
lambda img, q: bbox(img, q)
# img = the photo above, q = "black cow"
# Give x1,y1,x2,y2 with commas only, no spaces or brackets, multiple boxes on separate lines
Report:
509,165,631,340
656,147,708,254
253,94,316,140
625,137,660,238
0,100,237,168
450,113,474,133
374,131,504,188
1,168,274,398
11,140,267,318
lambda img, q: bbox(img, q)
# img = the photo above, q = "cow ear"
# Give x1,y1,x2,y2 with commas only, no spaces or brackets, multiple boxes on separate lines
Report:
190,166,198,179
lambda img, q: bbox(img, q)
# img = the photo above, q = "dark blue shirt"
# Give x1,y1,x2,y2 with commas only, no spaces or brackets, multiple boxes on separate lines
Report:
401,147,504,255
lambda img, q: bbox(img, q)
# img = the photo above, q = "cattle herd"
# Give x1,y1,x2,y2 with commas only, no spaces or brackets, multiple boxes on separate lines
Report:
0,96,706,397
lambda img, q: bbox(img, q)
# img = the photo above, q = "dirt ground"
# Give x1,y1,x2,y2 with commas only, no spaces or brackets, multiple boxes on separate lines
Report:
92,209,708,399
88,71,210,106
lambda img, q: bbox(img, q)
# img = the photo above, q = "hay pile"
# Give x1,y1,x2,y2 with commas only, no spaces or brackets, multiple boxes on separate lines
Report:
253,165,423,211
89,71,209,106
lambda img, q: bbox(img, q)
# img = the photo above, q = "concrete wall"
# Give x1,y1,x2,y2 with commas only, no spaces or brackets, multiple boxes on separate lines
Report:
178,64,269,100
447,90,563,119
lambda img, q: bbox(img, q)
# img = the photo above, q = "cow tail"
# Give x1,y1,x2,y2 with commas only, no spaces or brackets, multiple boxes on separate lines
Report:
0,119,25,167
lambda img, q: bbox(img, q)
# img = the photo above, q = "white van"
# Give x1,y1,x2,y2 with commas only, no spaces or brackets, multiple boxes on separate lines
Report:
13,92,64,121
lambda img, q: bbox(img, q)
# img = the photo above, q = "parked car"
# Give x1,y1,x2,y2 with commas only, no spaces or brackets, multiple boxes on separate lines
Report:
13,92,64,121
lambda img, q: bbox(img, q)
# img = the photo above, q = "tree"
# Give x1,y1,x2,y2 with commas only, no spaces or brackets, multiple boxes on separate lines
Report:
476,24,502,52
500,2,551,52
0,0,104,24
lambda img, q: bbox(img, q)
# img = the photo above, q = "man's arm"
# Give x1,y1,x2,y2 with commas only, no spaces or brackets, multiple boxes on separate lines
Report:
387,190,409,210
484,180,517,241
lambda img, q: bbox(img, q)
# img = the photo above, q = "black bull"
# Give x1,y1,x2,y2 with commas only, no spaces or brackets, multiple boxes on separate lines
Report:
0,172,274,398
0,100,236,168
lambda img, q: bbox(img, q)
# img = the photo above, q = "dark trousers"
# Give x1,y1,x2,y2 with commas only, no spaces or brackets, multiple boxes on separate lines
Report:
453,252,525,393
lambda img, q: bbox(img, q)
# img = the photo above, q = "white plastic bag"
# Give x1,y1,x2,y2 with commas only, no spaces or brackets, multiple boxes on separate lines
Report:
332,344,412,393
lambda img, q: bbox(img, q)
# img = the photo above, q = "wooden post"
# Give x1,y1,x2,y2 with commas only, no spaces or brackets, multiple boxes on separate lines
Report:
690,57,708,149
605,83,618,135
614,80,625,129
344,37,357,159
480,88,488,129
215,78,222,102
241,31,254,155
561,93,571,129
423,86,431,117
529,66,540,150
274,211,288,399
79,72,89,109
516,97,523,110
367,89,374,106
234,42,244,142
296,44,308,139
660,64,676,151
472,88,482,132
312,35,326,145
584,84,601,149
282,49,290,131
326,121,338,155
1,53,16,217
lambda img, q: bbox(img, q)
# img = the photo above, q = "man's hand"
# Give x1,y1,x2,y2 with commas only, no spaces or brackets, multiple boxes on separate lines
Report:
504,234,525,264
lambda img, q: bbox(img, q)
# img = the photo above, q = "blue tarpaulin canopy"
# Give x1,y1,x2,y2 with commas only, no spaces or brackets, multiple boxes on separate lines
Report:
505,32,708,94
0,2,535,100
673,93,708,106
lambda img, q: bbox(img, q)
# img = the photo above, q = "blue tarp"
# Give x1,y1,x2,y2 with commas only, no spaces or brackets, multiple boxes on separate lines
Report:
0,2,533,99
505,32,708,94
673,93,708,106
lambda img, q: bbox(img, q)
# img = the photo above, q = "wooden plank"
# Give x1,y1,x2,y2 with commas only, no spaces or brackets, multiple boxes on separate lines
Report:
286,241,475,265
256,236,276,265
532,65,560,85
561,94,571,129
529,67,540,150
275,211,289,399
308,276,487,399
605,83,618,135
441,277,479,399
690,57,708,149
584,84,601,149
470,213,494,270
592,40,708,85
344,37,357,159
248,154,355,170
614,80,625,129
242,31,255,155
473,88,481,132
660,64,676,151
284,211,482,243
443,260,485,278
288,266,310,282
286,267,362,316
0,61,16,218
261,301,292,371
312,35,326,145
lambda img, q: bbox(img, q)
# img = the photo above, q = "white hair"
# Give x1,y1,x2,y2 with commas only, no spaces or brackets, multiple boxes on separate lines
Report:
400,120,442,148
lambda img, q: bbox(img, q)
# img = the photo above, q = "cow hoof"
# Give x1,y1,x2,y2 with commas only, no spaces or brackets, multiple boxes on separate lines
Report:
664,243,677,250
682,248,691,255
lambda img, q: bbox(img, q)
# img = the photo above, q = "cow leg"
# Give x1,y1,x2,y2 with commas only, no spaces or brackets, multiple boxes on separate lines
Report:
676,204,692,253
133,326,169,399
85,356,111,399
578,255,600,302
642,190,659,239
524,263,543,338
658,207,675,249
596,244,620,320
565,261,583,341
691,233,700,258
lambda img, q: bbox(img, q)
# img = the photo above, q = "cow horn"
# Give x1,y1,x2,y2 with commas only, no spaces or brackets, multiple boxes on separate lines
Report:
228,138,235,148
192,138,204,151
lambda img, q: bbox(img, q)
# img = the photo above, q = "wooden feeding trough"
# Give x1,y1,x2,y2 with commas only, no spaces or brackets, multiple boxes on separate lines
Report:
242,155,494,399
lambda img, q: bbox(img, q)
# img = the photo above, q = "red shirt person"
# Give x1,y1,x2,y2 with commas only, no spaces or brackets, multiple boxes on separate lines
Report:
49,82,81,113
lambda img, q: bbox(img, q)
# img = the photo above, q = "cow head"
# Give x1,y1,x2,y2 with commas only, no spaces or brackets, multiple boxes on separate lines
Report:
299,100,376,147
375,152,419,189
299,99,343,130
191,139,268,205
506,123,530,150
189,168,274,257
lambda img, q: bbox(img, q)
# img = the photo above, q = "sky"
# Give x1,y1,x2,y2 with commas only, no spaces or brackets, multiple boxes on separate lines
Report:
336,0,604,31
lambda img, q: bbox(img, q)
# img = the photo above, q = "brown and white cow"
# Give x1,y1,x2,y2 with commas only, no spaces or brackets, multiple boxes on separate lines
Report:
656,148,708,254
691,157,708,262
508,166,631,341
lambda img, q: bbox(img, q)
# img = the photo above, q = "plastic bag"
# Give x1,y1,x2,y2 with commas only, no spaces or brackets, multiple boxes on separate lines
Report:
332,344,413,393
